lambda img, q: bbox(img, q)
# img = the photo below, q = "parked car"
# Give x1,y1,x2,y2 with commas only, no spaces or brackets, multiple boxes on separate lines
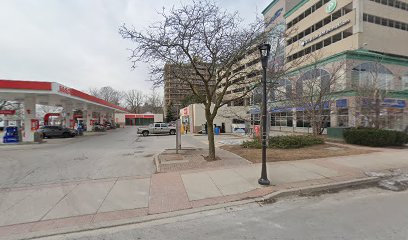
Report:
104,122,116,130
37,126,77,138
92,123,106,132
137,122,176,136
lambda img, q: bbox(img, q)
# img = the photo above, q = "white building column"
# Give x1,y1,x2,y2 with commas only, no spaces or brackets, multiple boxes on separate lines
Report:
100,111,106,124
82,109,90,131
85,109,93,131
292,109,297,132
330,103,338,127
113,110,117,125
63,104,74,129
23,97,37,142
348,97,357,127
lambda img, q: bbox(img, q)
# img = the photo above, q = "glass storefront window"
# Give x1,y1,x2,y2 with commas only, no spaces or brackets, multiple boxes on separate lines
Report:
351,62,394,90
402,73,408,90
337,108,349,127
271,111,294,127
296,111,311,128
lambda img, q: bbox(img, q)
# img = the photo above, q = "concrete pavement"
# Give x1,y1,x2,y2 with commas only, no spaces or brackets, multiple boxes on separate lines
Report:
1,132,408,239
54,188,408,240
0,127,178,188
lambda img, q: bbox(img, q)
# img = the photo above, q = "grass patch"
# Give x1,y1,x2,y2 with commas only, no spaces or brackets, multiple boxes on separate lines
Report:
222,143,376,163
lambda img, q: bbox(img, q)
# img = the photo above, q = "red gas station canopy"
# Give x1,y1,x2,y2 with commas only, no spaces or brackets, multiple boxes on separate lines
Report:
0,79,128,113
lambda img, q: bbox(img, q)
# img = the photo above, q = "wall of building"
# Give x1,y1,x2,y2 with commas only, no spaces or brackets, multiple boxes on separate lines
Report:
115,113,163,127
179,104,250,133
285,0,356,65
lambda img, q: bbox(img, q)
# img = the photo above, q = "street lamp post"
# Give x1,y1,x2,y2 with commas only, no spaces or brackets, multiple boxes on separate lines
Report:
258,43,271,186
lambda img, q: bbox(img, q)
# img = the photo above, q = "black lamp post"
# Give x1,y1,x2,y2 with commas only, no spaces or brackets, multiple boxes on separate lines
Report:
258,43,271,186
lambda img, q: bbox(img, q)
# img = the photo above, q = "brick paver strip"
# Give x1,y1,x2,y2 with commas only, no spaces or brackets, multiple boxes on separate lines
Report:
30,215,94,233
93,208,149,223
148,173,192,214
0,223,33,238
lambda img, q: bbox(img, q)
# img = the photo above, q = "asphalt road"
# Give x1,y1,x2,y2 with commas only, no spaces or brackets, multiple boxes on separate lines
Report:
0,127,176,188
50,187,408,240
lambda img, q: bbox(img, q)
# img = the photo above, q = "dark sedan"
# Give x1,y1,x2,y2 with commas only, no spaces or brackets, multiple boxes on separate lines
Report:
37,126,77,138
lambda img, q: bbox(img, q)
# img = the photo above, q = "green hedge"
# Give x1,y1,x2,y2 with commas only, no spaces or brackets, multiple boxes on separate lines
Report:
242,138,262,149
343,128,408,147
241,135,324,149
269,135,324,149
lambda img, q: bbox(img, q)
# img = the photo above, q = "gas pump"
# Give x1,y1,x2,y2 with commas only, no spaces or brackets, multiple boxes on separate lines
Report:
3,126,22,143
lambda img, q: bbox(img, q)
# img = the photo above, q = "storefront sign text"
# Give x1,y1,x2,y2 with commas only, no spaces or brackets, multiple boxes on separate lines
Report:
265,8,283,27
299,19,350,47
58,85,72,95
0,110,16,115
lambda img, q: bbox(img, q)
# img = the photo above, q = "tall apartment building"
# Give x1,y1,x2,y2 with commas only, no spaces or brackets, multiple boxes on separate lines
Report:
268,0,408,132
163,63,215,119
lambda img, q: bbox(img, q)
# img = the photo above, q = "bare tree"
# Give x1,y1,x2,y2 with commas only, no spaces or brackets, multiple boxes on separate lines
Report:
0,100,18,110
352,58,394,129
124,89,144,113
290,53,346,135
142,89,163,114
0,100,24,126
36,105,63,119
119,0,272,160
88,86,123,106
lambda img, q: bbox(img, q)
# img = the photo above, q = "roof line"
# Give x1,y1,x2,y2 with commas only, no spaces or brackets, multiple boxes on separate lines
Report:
286,50,408,76
0,79,128,112
284,0,309,18
262,0,280,15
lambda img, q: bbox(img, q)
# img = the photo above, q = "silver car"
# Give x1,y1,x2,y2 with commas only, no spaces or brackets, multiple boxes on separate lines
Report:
137,123,176,136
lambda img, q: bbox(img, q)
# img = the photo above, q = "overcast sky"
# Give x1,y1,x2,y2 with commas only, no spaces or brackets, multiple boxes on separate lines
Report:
0,0,271,93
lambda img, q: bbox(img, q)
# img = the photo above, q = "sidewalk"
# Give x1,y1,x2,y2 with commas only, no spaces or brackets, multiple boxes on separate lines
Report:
1,142,408,239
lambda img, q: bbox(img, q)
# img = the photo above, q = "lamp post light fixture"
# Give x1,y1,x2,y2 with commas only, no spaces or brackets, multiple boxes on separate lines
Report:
258,43,271,186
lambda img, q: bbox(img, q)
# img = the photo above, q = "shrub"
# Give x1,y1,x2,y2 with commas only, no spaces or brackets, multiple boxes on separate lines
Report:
268,135,324,149
343,128,408,147
241,138,262,149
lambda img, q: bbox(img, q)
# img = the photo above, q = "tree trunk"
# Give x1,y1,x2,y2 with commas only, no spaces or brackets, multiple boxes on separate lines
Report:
206,116,216,160
311,114,319,135
374,90,381,129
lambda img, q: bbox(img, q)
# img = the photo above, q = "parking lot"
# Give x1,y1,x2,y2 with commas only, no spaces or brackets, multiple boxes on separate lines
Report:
0,127,177,188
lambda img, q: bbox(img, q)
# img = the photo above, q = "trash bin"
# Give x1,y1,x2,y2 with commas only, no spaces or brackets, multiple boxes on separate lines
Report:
214,126,220,135
34,131,44,143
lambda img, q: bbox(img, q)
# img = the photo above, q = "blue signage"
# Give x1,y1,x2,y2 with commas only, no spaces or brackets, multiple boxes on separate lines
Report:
382,99,406,108
336,99,348,108
266,8,283,27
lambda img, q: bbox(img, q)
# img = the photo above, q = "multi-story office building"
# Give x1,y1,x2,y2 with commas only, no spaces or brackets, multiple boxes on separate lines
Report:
221,0,302,108
221,47,261,107
267,0,408,132
163,63,215,118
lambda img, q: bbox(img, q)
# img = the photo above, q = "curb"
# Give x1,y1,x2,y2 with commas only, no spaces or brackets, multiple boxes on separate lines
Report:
257,176,380,203
6,177,381,240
